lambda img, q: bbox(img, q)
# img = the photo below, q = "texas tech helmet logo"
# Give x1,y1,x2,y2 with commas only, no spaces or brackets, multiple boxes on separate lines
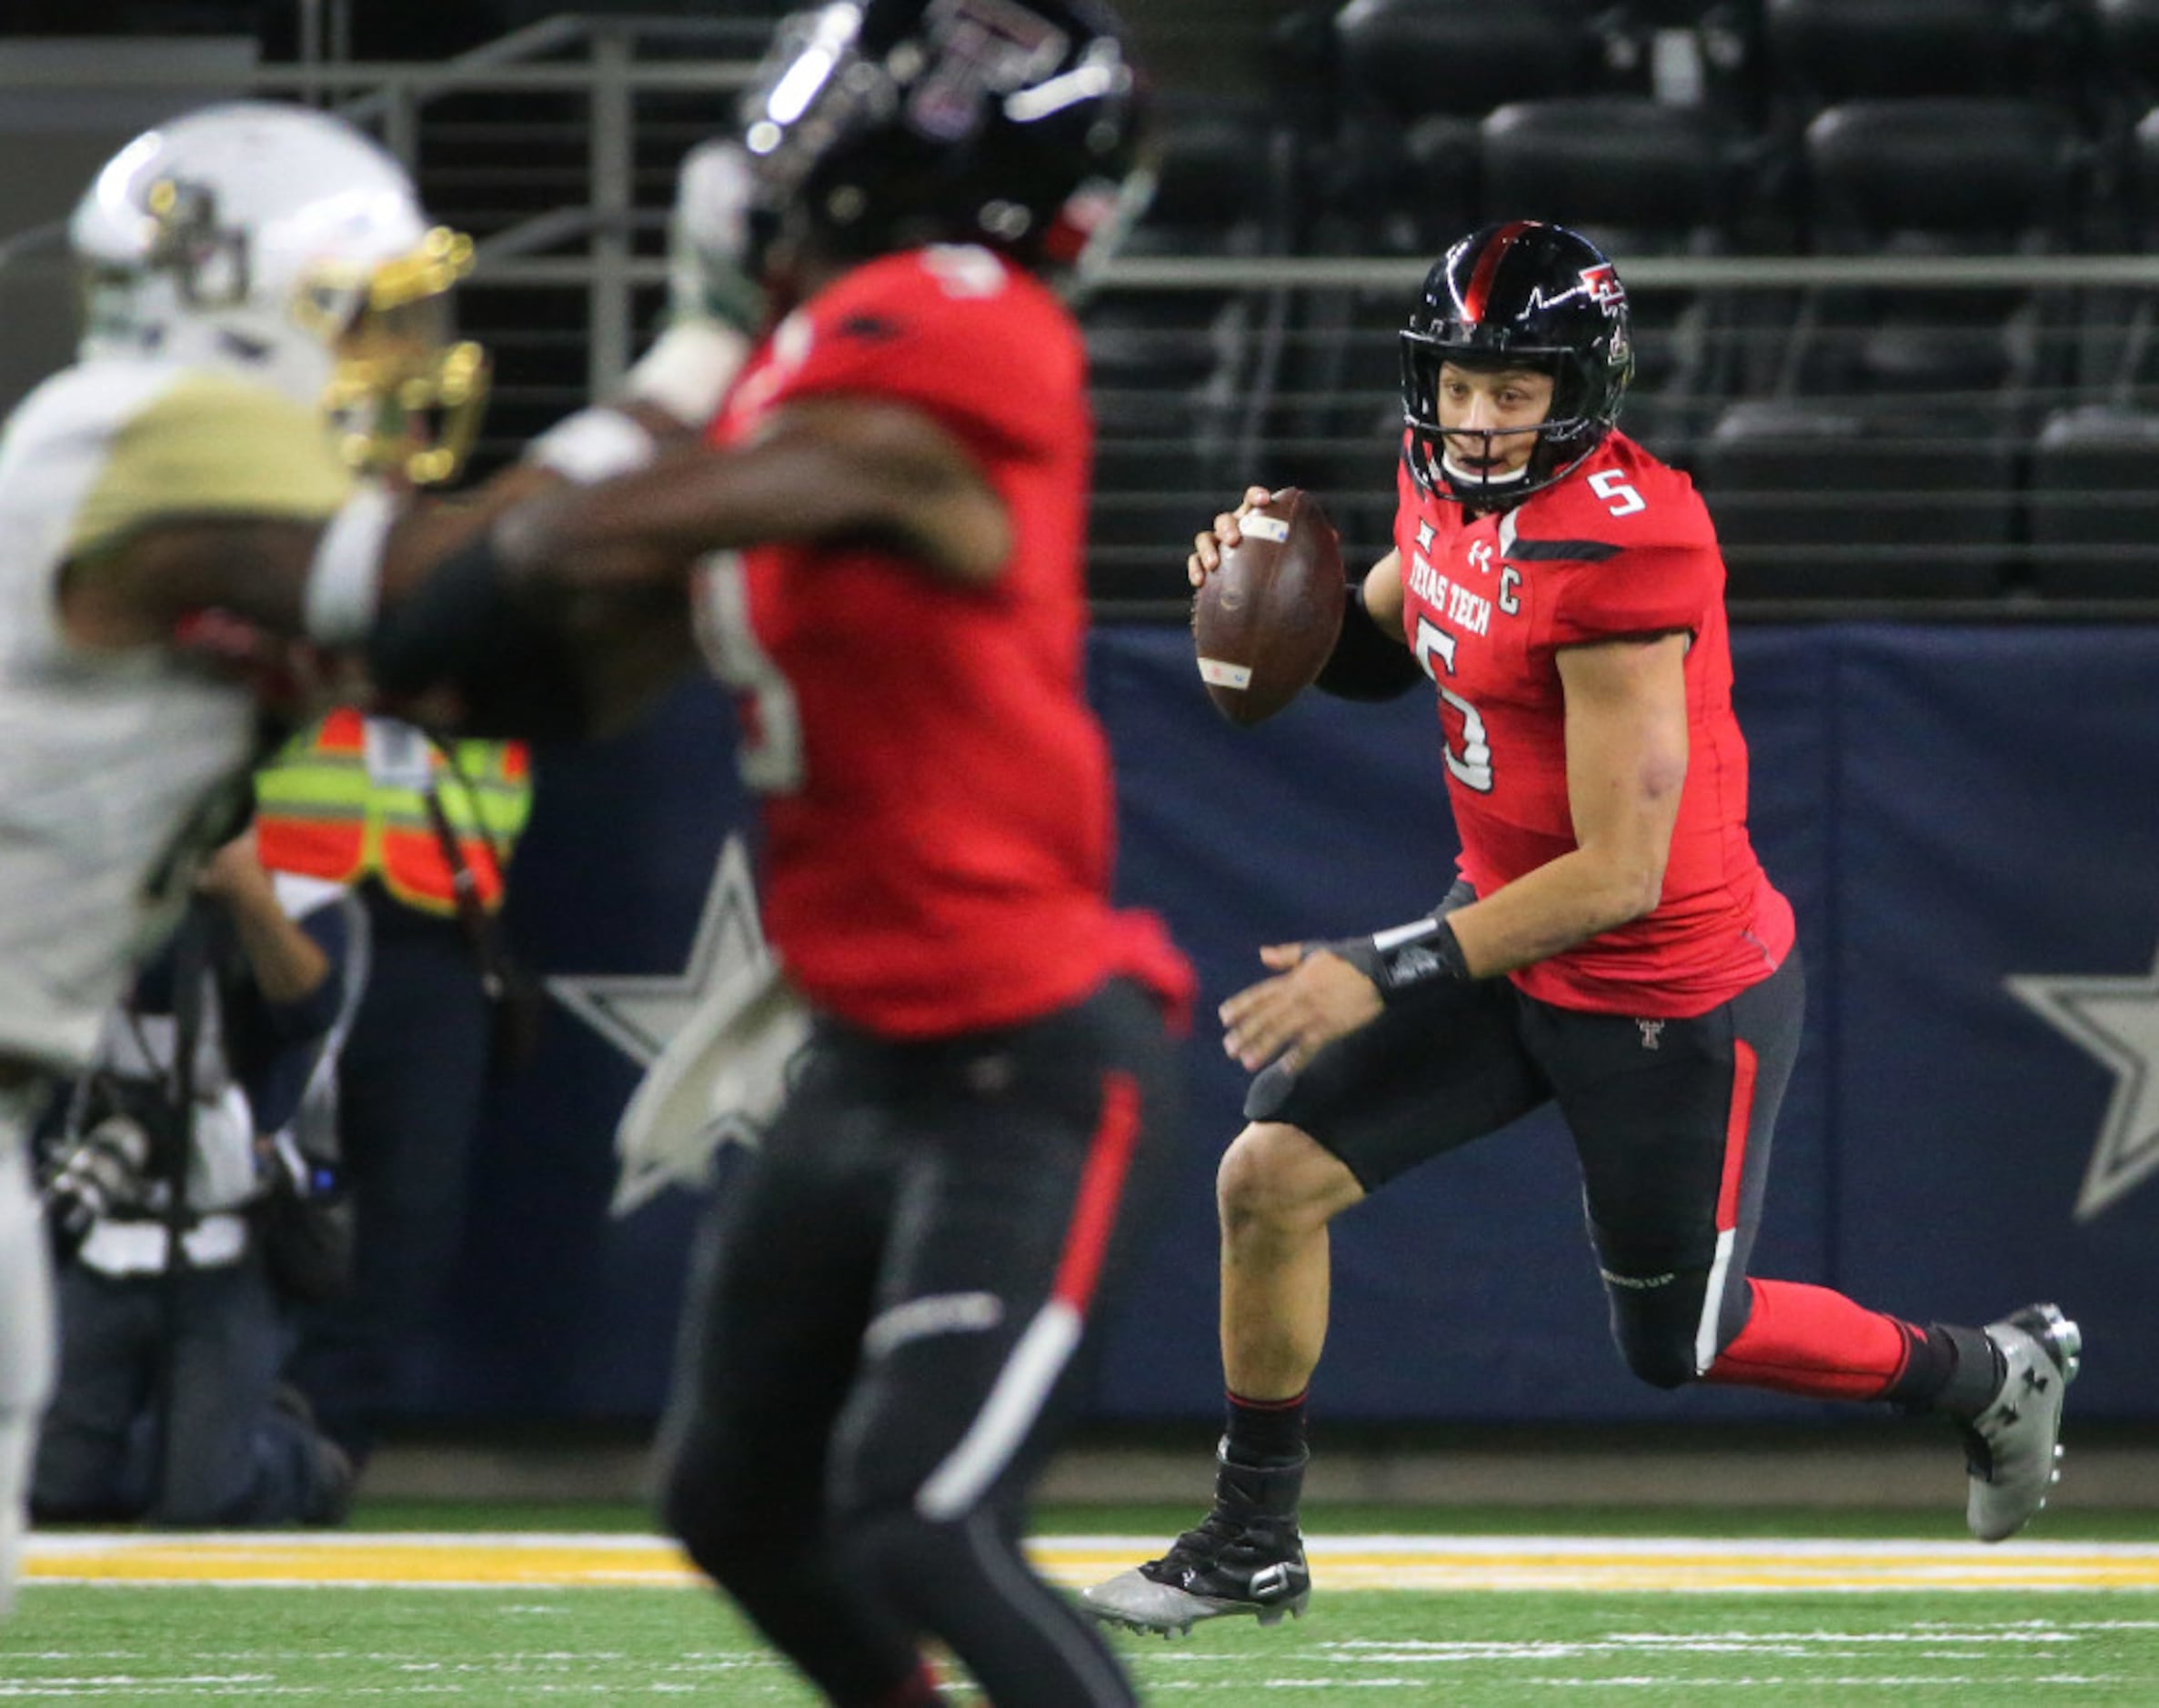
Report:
1579,263,1625,312
911,0,1069,143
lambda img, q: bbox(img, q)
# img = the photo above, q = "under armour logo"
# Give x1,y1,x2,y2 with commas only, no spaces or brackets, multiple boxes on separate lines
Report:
1467,540,1493,575
1636,1020,1665,1050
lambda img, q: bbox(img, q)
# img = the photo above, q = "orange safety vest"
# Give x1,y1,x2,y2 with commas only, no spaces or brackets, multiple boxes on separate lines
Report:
253,709,533,916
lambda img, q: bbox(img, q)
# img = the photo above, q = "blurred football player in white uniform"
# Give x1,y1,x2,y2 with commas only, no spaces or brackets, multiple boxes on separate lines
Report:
0,88,771,1615
0,100,490,1617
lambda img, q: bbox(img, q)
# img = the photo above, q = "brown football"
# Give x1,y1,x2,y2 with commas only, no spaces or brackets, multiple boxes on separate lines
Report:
1191,487,1346,726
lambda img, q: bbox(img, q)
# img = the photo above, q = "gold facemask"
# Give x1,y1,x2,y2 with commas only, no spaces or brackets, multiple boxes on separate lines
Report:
302,227,489,487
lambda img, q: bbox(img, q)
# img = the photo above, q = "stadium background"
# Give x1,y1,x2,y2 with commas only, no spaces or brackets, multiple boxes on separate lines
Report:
3,0,2157,1504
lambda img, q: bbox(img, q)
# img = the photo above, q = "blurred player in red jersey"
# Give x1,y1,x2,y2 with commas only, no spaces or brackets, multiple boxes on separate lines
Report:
1082,222,2083,1639
373,2,1190,1702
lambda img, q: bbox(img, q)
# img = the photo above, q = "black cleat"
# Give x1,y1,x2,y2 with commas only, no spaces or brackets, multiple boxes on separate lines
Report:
1082,1507,1311,1636
1082,1445,1311,1636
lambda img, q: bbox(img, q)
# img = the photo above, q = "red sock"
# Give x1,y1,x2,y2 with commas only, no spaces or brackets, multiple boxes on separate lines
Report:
1702,1278,1921,1401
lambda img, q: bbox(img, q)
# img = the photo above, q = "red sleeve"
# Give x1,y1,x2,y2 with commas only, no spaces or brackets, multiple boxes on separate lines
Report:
1545,539,1722,646
1534,455,1724,646
778,247,1079,463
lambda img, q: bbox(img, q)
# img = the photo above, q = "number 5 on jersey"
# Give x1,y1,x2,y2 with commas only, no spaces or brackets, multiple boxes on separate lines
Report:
1412,616,1493,793
1589,468,1645,517
696,550,805,794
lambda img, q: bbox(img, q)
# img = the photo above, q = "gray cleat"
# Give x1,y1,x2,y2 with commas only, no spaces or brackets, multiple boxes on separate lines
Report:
1963,1301,2082,1543
1081,1508,1311,1638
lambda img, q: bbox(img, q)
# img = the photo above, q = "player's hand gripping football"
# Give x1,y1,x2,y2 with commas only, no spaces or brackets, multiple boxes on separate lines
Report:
1220,941,1384,1073
1188,485,1276,587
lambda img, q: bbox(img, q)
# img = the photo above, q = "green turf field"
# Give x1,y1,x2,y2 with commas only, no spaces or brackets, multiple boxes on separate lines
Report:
6,1506,2157,1703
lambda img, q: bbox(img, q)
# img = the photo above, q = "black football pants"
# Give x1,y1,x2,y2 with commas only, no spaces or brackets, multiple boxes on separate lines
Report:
659,978,1180,1707
1250,943,1806,1390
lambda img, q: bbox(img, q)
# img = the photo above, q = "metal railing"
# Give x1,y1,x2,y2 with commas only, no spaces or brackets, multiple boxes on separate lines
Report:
0,16,761,397
6,17,2159,618
1080,261,2159,619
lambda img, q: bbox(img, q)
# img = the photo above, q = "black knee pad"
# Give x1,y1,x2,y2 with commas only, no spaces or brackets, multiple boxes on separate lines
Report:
1603,1273,1707,1391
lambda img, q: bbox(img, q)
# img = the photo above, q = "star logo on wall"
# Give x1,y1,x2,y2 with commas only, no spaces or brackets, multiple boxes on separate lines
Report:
2006,944,2159,1221
549,835,807,1214
549,833,764,1068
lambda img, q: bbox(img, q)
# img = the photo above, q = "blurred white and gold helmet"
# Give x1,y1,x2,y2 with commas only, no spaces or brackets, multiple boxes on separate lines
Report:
69,100,487,485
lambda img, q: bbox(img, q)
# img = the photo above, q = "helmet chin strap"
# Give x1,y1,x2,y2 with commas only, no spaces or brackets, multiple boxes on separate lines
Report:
1439,448,1532,491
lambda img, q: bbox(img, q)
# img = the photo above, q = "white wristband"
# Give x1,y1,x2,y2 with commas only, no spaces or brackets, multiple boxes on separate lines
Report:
623,321,750,429
303,484,396,647
527,407,660,485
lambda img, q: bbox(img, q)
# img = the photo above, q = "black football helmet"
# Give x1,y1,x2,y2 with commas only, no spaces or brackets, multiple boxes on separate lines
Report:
1400,220,1634,508
733,0,1151,283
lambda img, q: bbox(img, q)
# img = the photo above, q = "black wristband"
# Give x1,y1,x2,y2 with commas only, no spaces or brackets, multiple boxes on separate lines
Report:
1314,579,1426,701
367,529,590,739
367,528,517,697
1323,912,1471,1000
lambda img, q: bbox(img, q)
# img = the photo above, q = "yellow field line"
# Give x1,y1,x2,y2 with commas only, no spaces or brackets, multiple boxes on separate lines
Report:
23,1533,2159,1592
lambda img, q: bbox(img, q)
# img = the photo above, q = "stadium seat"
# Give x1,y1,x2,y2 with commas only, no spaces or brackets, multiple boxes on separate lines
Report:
1480,98,1742,245
1479,97,1752,458
1806,100,2084,238
2093,0,2159,118
1789,99,2088,407
2130,105,2159,247
1250,0,1597,588
1084,105,1284,603
1692,400,2016,599
1619,0,1752,22
2025,405,2159,598
2099,0,2159,65
1123,105,1281,260
1323,0,1596,256
1247,266,1416,581
1761,0,2065,107
2068,105,2159,400
2050,103,2159,393
1086,287,1256,599
1086,491,1217,606
1333,0,1594,124
1586,2,1763,116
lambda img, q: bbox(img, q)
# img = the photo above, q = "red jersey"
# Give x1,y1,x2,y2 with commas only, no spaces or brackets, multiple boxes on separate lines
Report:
1392,430,1794,1018
698,245,1190,1038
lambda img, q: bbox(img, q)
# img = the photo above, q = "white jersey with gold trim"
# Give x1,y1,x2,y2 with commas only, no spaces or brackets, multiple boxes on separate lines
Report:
0,357,354,1073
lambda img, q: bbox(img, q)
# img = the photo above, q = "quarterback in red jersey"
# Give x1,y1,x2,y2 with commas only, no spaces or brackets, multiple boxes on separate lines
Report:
1391,413,1794,1019
1085,222,2081,1638
404,3,1190,1703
